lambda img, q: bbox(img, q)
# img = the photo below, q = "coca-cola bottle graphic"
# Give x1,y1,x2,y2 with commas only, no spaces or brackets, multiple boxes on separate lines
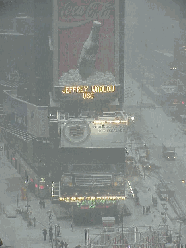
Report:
78,21,101,81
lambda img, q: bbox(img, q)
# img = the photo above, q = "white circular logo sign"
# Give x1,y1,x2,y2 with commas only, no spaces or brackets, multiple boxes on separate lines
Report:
62,119,91,144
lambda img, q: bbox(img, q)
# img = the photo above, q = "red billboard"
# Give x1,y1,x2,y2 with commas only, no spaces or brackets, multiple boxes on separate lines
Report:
53,0,119,85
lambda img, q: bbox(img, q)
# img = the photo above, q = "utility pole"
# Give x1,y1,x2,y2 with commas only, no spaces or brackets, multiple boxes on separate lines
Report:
121,209,124,248
25,184,30,212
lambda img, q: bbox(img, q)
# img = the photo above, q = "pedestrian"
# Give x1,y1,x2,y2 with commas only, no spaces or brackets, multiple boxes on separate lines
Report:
43,229,47,241
42,200,45,209
49,212,52,221
55,238,60,247
71,222,73,232
0,238,3,246
33,217,36,227
64,242,68,248
27,219,32,227
49,231,53,243
39,199,42,209
60,240,64,248
146,206,149,214
143,206,145,215
85,229,87,245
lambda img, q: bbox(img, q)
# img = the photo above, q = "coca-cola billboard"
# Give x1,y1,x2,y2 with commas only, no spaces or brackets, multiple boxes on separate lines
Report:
53,0,119,85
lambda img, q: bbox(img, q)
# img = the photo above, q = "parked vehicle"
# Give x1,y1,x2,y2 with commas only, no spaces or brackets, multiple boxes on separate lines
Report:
162,143,176,160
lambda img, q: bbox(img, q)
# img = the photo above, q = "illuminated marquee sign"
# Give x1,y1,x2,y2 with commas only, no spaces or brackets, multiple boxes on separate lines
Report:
57,196,126,202
62,85,115,99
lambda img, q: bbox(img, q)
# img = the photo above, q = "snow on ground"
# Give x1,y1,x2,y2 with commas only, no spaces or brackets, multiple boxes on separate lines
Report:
0,155,88,248
1,72,186,246
0,146,179,247
124,72,186,242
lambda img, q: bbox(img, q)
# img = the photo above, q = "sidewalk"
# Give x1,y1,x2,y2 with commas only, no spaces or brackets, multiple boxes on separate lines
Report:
0,155,57,248
0,154,91,248
127,175,177,228
0,146,182,247
0,148,179,248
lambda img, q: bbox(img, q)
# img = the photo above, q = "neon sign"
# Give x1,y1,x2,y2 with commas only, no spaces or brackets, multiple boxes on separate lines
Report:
62,85,115,99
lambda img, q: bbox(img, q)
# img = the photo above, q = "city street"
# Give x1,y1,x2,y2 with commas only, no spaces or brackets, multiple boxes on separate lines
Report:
0,154,105,248
0,74,185,246
0,139,179,247
124,72,186,241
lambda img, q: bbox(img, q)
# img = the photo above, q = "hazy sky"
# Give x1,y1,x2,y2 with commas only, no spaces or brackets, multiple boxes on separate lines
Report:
125,0,184,53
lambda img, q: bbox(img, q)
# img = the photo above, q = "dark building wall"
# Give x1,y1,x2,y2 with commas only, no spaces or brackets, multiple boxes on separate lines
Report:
0,1,53,106
119,0,125,105
0,33,34,84
33,0,53,106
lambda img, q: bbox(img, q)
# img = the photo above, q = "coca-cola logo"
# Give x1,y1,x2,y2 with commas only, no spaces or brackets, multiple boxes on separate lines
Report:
58,1,114,28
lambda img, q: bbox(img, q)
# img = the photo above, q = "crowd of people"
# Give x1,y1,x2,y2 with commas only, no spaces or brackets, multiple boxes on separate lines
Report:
42,227,69,248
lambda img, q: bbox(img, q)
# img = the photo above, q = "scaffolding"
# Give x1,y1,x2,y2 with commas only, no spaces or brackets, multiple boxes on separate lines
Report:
89,224,180,248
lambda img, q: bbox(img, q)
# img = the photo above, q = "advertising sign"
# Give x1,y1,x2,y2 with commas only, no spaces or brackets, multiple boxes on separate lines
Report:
60,118,127,148
54,84,120,101
53,0,120,86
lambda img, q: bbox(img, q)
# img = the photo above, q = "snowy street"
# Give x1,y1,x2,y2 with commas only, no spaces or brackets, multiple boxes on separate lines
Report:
0,155,105,248
124,72,186,241
0,138,182,247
